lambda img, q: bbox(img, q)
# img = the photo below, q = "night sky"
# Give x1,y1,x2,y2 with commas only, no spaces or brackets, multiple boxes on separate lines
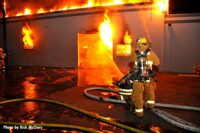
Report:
169,0,200,14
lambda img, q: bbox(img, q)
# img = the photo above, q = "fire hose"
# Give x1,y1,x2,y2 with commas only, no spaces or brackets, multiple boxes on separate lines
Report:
84,87,200,133
0,98,147,133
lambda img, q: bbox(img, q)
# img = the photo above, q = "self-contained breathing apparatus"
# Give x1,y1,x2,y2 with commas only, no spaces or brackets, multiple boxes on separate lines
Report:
135,48,155,82
116,48,155,89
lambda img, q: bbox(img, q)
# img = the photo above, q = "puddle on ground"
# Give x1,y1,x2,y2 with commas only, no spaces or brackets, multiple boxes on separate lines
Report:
0,67,195,133
0,101,183,133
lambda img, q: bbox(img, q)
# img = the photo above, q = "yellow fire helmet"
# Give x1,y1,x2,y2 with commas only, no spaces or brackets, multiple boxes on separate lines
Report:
137,37,148,45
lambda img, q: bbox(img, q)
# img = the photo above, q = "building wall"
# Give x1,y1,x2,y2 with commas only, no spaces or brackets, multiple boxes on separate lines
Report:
111,8,165,72
4,4,161,69
164,14,200,73
0,4,200,73
5,9,103,68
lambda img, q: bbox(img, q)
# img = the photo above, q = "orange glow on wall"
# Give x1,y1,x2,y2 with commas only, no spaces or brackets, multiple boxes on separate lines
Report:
22,23,34,49
78,33,123,86
78,10,115,70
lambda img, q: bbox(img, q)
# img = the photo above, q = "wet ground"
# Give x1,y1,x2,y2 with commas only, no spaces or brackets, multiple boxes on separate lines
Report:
0,66,200,133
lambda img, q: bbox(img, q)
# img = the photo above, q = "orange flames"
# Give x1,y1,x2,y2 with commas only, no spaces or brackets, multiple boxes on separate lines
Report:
77,10,123,86
37,8,47,14
16,8,32,16
3,0,168,17
98,10,113,50
116,31,132,56
22,23,34,49
124,31,132,44
155,0,168,12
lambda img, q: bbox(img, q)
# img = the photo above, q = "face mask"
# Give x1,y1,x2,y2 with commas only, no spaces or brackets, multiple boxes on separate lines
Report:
138,43,148,51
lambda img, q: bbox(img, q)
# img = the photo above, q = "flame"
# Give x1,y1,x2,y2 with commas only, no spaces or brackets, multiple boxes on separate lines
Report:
3,0,7,13
22,23,34,49
87,0,95,7
16,8,32,16
37,8,47,14
78,33,123,86
155,0,168,12
116,31,132,56
4,0,155,17
98,10,113,49
24,8,32,15
124,31,132,44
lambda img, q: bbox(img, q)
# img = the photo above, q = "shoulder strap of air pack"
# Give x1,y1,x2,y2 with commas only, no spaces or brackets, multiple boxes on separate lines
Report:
135,48,151,56
144,48,151,55
135,50,140,56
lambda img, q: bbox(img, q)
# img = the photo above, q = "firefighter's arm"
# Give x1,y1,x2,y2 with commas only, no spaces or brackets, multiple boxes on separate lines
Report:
148,51,160,66
128,52,137,69
146,51,160,72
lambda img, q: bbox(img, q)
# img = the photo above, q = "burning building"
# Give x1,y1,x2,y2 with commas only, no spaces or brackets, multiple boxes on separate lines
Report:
0,0,200,73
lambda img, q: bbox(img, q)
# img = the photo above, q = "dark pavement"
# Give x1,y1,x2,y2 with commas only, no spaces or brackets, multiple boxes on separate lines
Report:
0,67,200,133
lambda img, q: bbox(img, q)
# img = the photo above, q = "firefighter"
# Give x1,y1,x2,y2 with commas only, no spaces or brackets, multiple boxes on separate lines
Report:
0,48,6,72
130,37,160,117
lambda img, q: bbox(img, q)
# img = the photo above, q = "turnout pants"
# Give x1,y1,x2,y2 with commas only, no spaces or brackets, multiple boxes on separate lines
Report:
132,80,156,114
